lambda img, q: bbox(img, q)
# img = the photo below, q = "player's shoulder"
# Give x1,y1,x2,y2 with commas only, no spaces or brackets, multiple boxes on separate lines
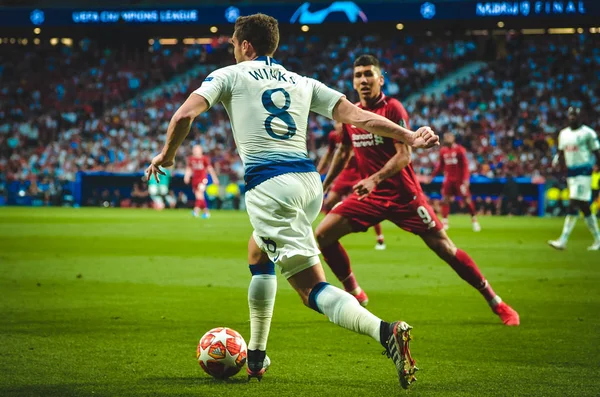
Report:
206,64,238,78
582,124,597,134
384,97,407,112
385,96,405,108
383,96,408,120
558,126,571,135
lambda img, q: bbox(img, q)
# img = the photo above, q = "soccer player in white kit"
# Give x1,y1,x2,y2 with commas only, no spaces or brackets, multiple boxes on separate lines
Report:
146,14,438,388
549,107,600,251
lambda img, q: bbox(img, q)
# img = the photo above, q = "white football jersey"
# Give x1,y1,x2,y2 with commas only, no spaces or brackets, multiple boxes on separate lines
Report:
193,56,344,190
558,124,600,173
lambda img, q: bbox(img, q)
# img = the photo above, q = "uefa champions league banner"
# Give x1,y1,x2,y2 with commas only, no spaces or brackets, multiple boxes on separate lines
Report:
1,1,597,26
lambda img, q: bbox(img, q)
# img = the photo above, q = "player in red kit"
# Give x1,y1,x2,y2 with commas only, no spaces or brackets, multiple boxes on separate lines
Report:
184,145,219,218
431,132,481,232
315,55,519,326
317,121,386,250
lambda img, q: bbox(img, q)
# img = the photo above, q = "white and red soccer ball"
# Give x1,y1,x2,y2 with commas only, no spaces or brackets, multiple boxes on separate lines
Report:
197,327,247,378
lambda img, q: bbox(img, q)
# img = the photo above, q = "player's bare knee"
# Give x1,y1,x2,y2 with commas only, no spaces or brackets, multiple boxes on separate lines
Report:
248,238,269,265
424,231,456,261
315,226,333,248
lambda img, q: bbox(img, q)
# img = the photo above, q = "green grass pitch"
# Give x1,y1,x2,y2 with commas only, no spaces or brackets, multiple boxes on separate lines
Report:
1,207,599,396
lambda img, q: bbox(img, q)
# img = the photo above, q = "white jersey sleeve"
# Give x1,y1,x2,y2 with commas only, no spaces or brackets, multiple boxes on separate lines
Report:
308,78,345,119
192,67,234,108
588,127,600,151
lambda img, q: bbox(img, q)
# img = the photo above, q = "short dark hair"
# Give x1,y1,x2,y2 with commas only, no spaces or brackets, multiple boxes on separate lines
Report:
234,13,279,56
353,54,380,69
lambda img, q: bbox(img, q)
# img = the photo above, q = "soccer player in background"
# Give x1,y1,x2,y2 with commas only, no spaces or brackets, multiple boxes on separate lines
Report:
316,55,519,326
431,132,481,232
317,121,386,250
184,145,219,218
146,14,438,388
548,107,600,251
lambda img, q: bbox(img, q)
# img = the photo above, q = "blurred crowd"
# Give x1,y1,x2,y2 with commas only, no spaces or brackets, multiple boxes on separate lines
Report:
410,34,600,182
0,33,598,212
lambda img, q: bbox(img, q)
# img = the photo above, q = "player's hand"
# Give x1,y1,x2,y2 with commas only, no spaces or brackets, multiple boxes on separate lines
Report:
183,175,190,184
146,153,174,183
411,127,439,149
353,177,377,200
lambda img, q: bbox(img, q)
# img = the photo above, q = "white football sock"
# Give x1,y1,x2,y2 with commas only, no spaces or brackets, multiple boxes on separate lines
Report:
248,274,277,351
584,215,600,241
559,215,578,244
312,283,381,342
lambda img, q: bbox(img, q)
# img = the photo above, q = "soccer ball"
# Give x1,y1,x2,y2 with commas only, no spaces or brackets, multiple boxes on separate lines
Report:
197,327,247,378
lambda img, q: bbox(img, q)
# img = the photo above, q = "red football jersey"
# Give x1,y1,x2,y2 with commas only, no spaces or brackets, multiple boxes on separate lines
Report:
342,93,420,202
187,155,211,180
328,130,359,171
432,144,470,182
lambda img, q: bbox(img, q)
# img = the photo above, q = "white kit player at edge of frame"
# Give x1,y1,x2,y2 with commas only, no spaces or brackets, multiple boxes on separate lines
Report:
549,106,600,251
145,13,439,389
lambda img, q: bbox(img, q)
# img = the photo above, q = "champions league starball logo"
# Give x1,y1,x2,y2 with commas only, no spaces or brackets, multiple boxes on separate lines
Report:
224,6,240,23
420,2,436,19
30,9,45,25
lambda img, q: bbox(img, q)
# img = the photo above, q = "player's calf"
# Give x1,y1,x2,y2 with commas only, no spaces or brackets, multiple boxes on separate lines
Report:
421,230,520,325
303,280,417,388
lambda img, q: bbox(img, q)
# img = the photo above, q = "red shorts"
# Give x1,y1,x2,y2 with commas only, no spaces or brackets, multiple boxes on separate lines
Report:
192,178,208,192
331,193,443,235
331,168,361,196
442,180,470,198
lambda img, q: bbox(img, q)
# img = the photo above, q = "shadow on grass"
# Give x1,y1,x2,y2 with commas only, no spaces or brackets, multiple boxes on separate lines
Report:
143,376,250,386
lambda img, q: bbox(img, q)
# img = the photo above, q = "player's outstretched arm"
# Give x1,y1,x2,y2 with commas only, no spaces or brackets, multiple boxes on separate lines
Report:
331,98,439,149
146,94,209,182
323,143,352,193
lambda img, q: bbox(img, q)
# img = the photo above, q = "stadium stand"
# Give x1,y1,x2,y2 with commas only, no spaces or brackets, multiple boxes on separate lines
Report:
1,32,598,214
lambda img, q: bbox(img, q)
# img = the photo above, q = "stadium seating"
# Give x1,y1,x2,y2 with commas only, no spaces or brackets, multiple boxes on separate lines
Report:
1,33,598,212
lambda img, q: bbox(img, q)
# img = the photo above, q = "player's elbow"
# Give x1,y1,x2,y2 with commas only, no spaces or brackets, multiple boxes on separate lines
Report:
173,111,195,125
397,155,411,170
333,98,366,126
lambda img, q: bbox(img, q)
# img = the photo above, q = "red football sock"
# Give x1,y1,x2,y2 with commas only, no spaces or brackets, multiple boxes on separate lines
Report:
320,242,358,291
441,204,450,219
195,198,206,210
447,249,496,301
466,200,477,217
373,224,384,243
